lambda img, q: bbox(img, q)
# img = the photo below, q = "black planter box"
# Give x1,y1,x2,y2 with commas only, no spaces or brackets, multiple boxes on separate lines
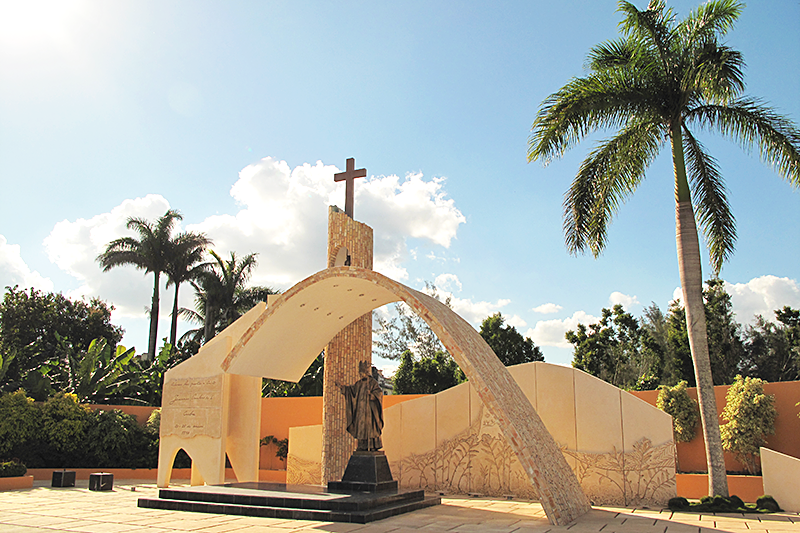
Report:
89,472,114,491
51,470,76,488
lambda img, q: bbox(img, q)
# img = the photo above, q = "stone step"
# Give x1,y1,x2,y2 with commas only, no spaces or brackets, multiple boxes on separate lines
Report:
137,494,442,523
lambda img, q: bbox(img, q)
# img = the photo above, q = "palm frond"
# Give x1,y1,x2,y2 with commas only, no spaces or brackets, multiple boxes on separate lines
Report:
684,42,745,103
687,99,800,185
682,128,736,274
529,72,662,164
564,119,664,256
617,0,676,77
679,0,743,45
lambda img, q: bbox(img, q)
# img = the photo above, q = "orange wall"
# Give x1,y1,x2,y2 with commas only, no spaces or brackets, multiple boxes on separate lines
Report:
256,394,426,470
92,394,427,471
632,380,800,473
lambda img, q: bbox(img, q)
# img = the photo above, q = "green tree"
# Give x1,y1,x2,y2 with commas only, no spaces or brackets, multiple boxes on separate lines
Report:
743,307,800,382
97,209,183,360
567,304,663,389
183,251,276,344
374,283,449,361
393,350,464,395
262,352,324,397
528,1,800,495
0,286,123,395
52,336,141,404
164,231,212,349
657,380,699,444
479,313,544,366
720,375,777,474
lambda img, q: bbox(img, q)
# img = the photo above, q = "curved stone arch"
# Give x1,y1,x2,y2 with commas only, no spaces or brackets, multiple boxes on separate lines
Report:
222,267,590,525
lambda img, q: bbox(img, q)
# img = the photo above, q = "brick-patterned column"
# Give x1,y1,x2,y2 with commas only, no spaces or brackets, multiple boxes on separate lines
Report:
322,207,374,482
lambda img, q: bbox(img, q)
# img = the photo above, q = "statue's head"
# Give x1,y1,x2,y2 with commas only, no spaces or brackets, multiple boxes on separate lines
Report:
358,360,370,377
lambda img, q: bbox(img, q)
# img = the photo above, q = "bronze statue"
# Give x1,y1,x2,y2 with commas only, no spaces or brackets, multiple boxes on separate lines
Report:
338,360,384,451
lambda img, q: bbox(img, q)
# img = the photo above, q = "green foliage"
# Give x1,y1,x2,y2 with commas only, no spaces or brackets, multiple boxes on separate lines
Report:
756,495,782,512
0,390,40,459
657,381,699,443
0,390,159,468
670,494,781,513
260,435,289,462
720,376,777,474
0,459,27,478
84,409,157,468
262,353,323,397
0,286,122,396
393,350,465,395
374,283,449,361
743,306,800,382
55,336,141,404
479,313,544,366
181,250,275,345
567,304,663,389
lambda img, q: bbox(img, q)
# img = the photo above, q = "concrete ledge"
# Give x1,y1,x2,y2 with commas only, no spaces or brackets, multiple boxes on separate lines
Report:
762,447,800,512
27,468,287,483
0,475,34,491
676,473,763,501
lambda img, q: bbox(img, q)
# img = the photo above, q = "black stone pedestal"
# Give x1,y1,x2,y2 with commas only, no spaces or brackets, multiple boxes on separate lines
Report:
89,472,114,491
328,451,398,493
51,470,76,488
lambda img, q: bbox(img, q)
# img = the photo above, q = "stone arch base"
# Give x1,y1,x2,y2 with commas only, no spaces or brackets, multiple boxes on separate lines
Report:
159,267,591,525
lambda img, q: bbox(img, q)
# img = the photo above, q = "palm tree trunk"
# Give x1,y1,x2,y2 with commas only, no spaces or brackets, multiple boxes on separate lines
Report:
148,271,160,361
170,283,180,349
672,122,729,497
204,305,217,343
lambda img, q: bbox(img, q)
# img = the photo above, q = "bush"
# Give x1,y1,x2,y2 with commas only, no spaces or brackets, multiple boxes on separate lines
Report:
0,390,40,460
84,409,158,468
0,459,27,478
720,376,777,474
756,495,781,512
668,497,689,510
657,381,699,443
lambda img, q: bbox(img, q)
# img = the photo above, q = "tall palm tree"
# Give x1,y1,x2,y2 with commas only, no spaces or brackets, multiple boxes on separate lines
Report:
164,231,213,349
97,209,183,360
528,0,800,497
184,251,276,343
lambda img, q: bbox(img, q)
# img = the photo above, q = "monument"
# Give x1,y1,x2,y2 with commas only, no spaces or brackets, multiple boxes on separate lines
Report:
144,156,592,526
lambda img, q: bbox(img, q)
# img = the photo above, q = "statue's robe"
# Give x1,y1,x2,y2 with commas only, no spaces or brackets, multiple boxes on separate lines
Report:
343,376,384,451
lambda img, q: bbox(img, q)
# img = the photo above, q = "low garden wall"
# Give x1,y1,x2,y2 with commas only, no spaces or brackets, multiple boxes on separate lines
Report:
631,380,800,473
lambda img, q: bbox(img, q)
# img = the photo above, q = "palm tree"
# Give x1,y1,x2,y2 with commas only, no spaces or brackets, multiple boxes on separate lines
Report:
164,231,213,348
528,0,800,497
183,251,276,343
97,209,183,360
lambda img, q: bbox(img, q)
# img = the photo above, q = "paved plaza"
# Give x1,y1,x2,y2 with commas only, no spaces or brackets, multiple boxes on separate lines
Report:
1,480,799,533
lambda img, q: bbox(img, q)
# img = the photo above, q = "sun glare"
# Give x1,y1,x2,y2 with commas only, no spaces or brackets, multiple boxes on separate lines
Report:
0,0,86,48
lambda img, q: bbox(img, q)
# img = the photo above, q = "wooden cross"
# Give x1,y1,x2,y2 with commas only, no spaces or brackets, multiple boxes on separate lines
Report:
334,157,366,218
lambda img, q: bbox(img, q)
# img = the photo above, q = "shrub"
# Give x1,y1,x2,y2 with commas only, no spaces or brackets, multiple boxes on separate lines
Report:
657,380,699,443
0,390,41,460
720,376,777,474
0,459,27,478
756,495,781,512
84,409,157,468
668,497,689,510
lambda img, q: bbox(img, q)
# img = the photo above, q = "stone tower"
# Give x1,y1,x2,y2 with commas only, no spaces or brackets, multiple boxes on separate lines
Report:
321,205,374,482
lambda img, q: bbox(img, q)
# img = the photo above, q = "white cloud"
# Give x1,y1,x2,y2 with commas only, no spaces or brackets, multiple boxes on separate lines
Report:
434,273,462,293
671,276,799,325
609,291,639,308
40,157,466,345
526,310,601,349
189,157,466,288
725,276,800,324
532,303,562,314
447,295,511,325
0,235,54,291
43,194,174,320
505,314,528,329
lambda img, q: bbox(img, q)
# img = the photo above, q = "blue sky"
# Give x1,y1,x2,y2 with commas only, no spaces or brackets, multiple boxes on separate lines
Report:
1,0,798,374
